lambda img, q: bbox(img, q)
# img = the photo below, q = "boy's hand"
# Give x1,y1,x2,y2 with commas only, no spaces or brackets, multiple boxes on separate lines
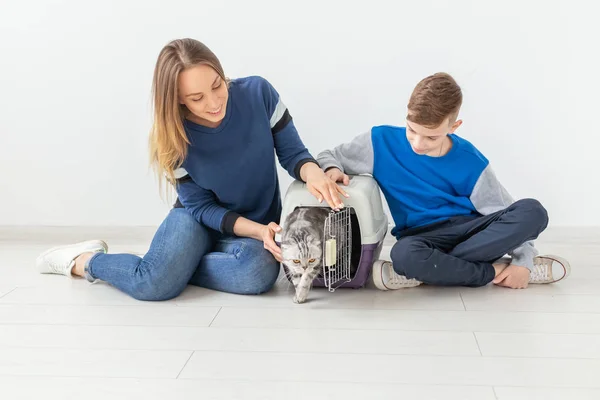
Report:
325,167,350,186
493,264,530,289
300,163,349,210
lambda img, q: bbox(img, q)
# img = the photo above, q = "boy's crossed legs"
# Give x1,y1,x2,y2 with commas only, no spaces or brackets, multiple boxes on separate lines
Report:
373,199,570,290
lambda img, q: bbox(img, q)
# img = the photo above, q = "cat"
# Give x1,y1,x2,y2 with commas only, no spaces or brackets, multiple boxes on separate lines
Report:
280,207,331,304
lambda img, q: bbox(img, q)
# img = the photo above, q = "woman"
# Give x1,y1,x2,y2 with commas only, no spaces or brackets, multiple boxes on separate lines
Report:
35,38,347,301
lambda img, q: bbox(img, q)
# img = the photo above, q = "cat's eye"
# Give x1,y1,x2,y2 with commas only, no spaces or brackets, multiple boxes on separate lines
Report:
308,259,316,263
293,260,301,264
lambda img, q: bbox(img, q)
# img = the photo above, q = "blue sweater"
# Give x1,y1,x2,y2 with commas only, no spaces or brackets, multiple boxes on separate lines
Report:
173,76,316,234
370,125,488,235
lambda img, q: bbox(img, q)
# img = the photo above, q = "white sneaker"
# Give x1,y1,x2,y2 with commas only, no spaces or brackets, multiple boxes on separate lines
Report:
372,260,422,291
529,255,570,284
36,240,108,277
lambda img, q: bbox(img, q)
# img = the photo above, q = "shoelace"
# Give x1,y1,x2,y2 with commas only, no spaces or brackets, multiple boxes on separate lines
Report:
386,263,401,284
386,263,419,286
529,260,551,282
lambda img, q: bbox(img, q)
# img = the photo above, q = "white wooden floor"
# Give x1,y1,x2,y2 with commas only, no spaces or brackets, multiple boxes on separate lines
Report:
1,227,599,399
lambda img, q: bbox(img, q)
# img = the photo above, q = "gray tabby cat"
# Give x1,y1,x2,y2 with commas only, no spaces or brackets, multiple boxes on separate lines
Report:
280,207,331,304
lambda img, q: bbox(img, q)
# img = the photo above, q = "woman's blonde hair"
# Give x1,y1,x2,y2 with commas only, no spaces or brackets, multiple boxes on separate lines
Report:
149,38,227,193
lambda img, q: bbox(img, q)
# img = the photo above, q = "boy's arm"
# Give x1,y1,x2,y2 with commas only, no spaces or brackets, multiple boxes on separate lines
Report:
470,165,538,271
316,131,374,175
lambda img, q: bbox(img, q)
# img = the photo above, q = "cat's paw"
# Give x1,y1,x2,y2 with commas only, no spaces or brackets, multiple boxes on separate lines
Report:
293,294,307,304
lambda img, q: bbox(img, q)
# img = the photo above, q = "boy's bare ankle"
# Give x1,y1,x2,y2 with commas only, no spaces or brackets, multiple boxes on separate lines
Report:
72,252,93,277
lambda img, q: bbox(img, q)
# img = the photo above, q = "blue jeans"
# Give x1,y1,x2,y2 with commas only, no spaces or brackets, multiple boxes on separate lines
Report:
85,208,280,301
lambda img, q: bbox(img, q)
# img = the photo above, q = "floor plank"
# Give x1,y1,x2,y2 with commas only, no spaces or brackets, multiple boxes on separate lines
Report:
476,332,600,359
0,325,480,356
493,386,600,400
0,348,192,378
179,351,600,387
212,307,600,334
0,377,497,400
0,304,219,326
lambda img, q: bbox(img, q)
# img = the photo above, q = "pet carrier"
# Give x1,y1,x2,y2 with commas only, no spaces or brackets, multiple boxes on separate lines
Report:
276,175,388,289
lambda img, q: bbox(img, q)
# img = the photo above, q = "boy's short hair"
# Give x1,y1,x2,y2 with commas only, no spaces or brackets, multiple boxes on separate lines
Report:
407,72,462,128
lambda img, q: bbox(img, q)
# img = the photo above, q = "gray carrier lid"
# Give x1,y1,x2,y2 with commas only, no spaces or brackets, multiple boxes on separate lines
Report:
277,175,388,245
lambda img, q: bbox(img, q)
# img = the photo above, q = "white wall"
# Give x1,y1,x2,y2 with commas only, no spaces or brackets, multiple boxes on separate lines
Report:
1,0,598,227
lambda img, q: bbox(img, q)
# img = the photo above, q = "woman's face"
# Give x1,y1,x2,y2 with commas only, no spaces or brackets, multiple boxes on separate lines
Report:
178,64,228,128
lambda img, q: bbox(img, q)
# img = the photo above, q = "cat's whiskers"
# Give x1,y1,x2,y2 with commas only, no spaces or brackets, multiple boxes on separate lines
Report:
278,267,297,291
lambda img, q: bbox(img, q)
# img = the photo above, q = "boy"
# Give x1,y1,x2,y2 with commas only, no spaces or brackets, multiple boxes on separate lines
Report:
317,73,569,290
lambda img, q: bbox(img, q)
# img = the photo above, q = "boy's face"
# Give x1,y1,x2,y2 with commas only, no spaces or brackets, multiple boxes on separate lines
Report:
405,118,462,156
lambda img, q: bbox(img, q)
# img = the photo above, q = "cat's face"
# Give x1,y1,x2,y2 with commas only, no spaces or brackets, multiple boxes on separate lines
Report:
281,234,323,277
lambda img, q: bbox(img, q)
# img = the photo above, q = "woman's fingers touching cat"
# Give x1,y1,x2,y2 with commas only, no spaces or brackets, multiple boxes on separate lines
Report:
269,250,283,262
263,222,282,261
267,222,282,233
263,240,282,261
269,246,283,262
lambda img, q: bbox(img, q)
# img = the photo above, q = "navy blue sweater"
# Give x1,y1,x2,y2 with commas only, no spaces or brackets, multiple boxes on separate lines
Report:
173,76,316,234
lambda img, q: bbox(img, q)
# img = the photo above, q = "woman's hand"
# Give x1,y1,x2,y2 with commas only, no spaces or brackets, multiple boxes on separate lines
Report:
232,217,283,262
260,222,283,262
300,162,349,210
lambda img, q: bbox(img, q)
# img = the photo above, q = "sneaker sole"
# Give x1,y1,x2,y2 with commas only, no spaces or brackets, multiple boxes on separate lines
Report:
36,240,108,273
372,260,390,291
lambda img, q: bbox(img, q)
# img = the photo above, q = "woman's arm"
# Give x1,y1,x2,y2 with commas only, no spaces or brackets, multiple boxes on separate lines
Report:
258,77,348,209
175,173,237,234
231,217,282,262
175,169,283,261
